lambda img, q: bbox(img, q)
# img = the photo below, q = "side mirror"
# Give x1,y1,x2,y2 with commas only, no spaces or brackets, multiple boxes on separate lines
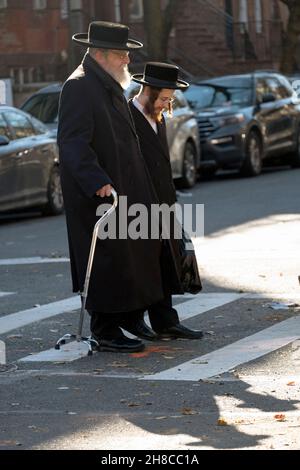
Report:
261,93,276,103
0,135,10,146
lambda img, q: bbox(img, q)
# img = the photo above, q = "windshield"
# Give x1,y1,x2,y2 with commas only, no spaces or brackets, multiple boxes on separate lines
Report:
185,83,252,110
22,92,59,124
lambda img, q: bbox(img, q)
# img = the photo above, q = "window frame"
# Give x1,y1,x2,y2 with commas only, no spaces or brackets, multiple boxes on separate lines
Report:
129,0,144,21
33,0,47,11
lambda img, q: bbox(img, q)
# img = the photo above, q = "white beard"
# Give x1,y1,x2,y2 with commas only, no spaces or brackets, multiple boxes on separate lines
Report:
110,65,131,90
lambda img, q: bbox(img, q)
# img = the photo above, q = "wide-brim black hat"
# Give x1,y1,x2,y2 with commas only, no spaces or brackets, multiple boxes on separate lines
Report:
132,62,189,90
72,21,143,50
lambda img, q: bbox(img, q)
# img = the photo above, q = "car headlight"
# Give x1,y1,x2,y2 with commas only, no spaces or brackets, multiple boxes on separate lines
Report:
211,113,245,127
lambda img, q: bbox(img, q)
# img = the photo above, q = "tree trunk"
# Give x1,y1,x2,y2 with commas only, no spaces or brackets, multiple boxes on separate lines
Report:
143,0,179,61
280,0,300,73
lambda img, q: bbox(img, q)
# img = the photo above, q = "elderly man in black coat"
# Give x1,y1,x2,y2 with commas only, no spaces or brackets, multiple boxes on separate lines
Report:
128,62,203,339
57,22,165,353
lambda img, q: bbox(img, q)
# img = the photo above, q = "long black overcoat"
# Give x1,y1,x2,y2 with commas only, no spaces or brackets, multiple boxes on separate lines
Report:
129,100,184,295
57,54,165,313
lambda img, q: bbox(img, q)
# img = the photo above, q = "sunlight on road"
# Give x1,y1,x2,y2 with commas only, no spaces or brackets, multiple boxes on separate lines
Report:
194,214,300,294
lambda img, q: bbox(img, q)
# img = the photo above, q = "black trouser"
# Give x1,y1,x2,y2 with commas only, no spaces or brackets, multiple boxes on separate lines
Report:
89,241,179,338
89,293,179,338
147,294,179,331
89,308,144,339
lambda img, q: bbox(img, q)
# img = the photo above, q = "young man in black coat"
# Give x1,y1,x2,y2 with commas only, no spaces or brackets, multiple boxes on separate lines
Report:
128,63,203,340
58,23,167,352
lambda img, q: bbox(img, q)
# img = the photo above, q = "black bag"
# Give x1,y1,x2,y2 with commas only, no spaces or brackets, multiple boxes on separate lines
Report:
179,229,202,294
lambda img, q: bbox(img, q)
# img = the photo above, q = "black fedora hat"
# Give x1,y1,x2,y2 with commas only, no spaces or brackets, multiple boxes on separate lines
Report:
132,62,189,90
72,21,143,50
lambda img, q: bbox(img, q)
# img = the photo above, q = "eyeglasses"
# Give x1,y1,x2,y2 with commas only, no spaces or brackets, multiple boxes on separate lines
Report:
158,96,174,105
110,50,130,60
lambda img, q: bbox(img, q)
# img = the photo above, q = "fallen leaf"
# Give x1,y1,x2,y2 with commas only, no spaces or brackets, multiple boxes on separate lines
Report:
287,381,295,386
181,407,198,415
127,402,140,407
217,417,228,426
274,414,286,422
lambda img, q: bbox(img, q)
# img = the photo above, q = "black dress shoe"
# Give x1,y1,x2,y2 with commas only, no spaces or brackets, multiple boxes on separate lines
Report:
121,320,158,341
156,324,203,340
92,335,145,353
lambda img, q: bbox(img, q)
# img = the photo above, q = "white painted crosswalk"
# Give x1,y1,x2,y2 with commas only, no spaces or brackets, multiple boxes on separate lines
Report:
17,292,244,362
1,290,300,381
0,291,15,298
0,296,79,335
0,257,69,266
143,315,300,381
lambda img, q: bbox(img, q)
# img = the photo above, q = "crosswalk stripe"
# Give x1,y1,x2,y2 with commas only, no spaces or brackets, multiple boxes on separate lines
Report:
0,292,14,298
19,340,92,363
17,293,244,362
0,340,5,365
142,315,300,382
0,257,69,266
0,296,80,335
174,293,245,320
1,292,243,338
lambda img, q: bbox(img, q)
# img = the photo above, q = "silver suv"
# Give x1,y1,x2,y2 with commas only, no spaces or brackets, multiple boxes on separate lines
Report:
21,82,200,188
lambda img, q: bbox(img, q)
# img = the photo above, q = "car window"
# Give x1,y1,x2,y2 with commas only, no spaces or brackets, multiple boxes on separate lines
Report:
256,78,273,101
185,83,252,110
31,116,49,134
0,113,11,139
265,77,289,100
4,110,36,139
22,92,59,124
277,75,294,98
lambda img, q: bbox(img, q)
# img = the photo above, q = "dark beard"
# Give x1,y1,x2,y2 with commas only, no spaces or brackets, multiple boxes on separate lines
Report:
144,99,163,123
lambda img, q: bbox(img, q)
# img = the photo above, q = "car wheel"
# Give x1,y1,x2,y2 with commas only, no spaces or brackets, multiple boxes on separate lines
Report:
240,131,263,177
291,128,300,168
179,141,197,188
42,166,64,216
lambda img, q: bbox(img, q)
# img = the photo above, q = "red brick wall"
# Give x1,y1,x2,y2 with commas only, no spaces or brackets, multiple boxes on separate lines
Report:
0,0,69,82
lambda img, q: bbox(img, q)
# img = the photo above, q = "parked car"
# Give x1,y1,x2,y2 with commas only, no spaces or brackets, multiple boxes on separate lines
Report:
184,72,300,177
21,82,201,188
0,106,63,215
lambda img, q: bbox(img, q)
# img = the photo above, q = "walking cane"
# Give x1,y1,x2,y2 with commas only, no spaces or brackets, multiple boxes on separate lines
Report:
55,189,118,356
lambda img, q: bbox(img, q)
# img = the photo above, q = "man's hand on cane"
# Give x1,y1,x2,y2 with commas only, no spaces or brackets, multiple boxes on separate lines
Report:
96,184,113,198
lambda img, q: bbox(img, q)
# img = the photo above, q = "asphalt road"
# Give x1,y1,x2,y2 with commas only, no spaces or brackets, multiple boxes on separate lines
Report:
0,166,300,451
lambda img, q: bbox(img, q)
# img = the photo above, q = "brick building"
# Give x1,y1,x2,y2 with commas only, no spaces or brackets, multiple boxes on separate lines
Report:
0,0,290,90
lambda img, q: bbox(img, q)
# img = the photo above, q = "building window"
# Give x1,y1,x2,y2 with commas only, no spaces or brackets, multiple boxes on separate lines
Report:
129,0,143,21
33,0,47,10
60,0,68,19
255,0,262,33
239,0,248,32
0,0,7,9
69,0,82,10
